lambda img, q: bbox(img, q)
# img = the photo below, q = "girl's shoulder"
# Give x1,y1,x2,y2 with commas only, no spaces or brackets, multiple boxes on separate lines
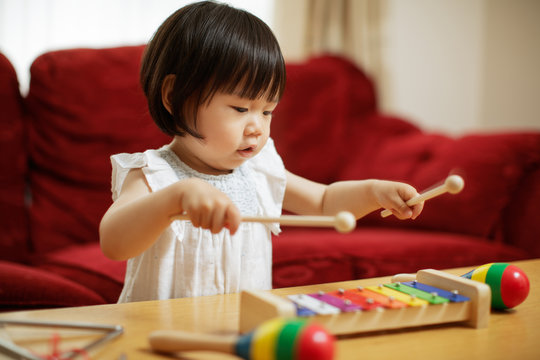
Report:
111,145,171,170
110,145,176,199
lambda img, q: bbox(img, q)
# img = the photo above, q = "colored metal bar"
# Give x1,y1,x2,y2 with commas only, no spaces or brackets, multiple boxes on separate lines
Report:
367,285,429,306
288,294,341,315
327,289,382,311
294,303,318,316
384,283,449,304
308,292,363,312
402,281,470,302
346,287,408,309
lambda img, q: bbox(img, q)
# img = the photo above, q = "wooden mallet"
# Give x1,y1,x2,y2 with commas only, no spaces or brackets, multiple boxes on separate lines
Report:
170,211,356,233
380,175,465,218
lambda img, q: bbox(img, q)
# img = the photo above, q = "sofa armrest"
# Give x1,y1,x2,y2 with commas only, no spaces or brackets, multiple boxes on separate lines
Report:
0,52,29,261
502,167,540,257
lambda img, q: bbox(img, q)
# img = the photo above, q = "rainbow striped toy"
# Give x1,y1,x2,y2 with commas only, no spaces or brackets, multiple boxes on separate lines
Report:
149,317,334,360
461,263,529,309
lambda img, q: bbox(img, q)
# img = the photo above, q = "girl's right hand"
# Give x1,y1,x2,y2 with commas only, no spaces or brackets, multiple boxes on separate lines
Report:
177,178,242,235
100,171,242,261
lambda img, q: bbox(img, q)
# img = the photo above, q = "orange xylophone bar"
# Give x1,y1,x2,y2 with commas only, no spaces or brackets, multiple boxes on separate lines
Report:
239,269,491,335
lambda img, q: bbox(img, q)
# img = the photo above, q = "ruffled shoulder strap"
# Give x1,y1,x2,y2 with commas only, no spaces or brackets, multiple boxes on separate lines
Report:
247,138,287,235
110,148,178,200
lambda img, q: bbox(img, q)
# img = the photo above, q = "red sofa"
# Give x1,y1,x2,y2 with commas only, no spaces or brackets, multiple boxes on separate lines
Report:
1,46,539,310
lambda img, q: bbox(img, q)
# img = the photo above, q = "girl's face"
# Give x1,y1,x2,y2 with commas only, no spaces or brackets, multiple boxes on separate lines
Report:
171,91,277,175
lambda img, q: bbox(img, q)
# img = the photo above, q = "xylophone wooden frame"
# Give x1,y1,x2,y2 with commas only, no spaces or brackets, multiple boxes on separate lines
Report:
239,269,491,335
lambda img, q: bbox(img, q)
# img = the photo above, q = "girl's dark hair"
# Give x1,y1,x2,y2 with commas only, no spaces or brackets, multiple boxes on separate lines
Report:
140,1,286,138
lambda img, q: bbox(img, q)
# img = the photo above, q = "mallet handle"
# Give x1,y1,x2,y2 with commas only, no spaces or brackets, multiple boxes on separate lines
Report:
380,183,448,218
171,214,339,228
149,330,236,354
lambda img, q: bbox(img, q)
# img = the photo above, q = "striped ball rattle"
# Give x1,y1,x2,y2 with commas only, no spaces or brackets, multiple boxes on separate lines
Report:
149,317,335,360
462,263,529,310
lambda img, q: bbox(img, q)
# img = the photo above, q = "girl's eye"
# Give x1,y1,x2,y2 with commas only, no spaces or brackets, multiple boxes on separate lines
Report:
233,107,248,113
263,111,273,116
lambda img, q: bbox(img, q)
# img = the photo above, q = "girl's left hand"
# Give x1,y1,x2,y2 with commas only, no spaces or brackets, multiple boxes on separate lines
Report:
372,181,423,220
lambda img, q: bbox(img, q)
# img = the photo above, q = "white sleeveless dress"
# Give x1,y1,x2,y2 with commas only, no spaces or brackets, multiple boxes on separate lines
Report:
110,138,286,303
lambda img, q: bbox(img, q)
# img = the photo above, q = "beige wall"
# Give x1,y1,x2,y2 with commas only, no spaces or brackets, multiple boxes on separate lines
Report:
382,0,540,134
481,0,540,132
380,0,485,134
275,0,540,135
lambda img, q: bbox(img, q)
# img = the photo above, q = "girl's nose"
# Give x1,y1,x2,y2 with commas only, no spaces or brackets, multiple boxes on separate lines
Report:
244,115,263,136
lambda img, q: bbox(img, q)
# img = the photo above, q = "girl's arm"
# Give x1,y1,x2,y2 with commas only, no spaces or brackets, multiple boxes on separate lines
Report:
283,171,423,220
99,168,241,261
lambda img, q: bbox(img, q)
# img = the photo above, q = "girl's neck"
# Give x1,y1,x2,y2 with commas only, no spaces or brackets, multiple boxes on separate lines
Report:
169,138,234,176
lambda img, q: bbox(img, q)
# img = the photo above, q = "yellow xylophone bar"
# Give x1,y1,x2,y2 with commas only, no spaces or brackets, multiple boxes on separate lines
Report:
239,269,491,335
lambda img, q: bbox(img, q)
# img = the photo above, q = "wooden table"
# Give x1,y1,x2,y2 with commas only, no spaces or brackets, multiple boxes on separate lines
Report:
1,259,538,360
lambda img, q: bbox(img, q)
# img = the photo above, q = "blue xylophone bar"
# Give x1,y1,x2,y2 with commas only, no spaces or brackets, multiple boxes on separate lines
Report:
402,281,470,302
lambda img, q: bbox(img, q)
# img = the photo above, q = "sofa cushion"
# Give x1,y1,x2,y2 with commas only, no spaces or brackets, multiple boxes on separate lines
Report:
272,55,540,243
32,243,125,303
354,132,540,240
0,52,29,261
25,46,170,253
272,228,529,288
0,261,105,309
272,55,412,185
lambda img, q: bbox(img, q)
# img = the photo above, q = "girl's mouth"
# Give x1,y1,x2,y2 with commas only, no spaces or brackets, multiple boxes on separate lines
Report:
237,146,256,157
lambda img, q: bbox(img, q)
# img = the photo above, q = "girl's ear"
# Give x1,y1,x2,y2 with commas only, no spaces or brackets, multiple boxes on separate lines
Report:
161,74,176,114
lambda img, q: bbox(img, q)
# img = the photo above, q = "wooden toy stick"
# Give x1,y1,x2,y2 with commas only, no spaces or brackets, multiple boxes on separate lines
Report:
380,175,464,218
170,211,356,233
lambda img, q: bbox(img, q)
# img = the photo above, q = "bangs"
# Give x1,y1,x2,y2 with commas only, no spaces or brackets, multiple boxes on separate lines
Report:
217,53,285,103
199,10,286,103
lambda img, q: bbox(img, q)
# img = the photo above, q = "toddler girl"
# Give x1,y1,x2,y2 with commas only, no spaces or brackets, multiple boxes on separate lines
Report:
99,1,423,303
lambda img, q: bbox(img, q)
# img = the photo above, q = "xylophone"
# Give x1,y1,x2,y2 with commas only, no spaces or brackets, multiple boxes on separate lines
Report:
240,268,492,335
149,317,335,360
